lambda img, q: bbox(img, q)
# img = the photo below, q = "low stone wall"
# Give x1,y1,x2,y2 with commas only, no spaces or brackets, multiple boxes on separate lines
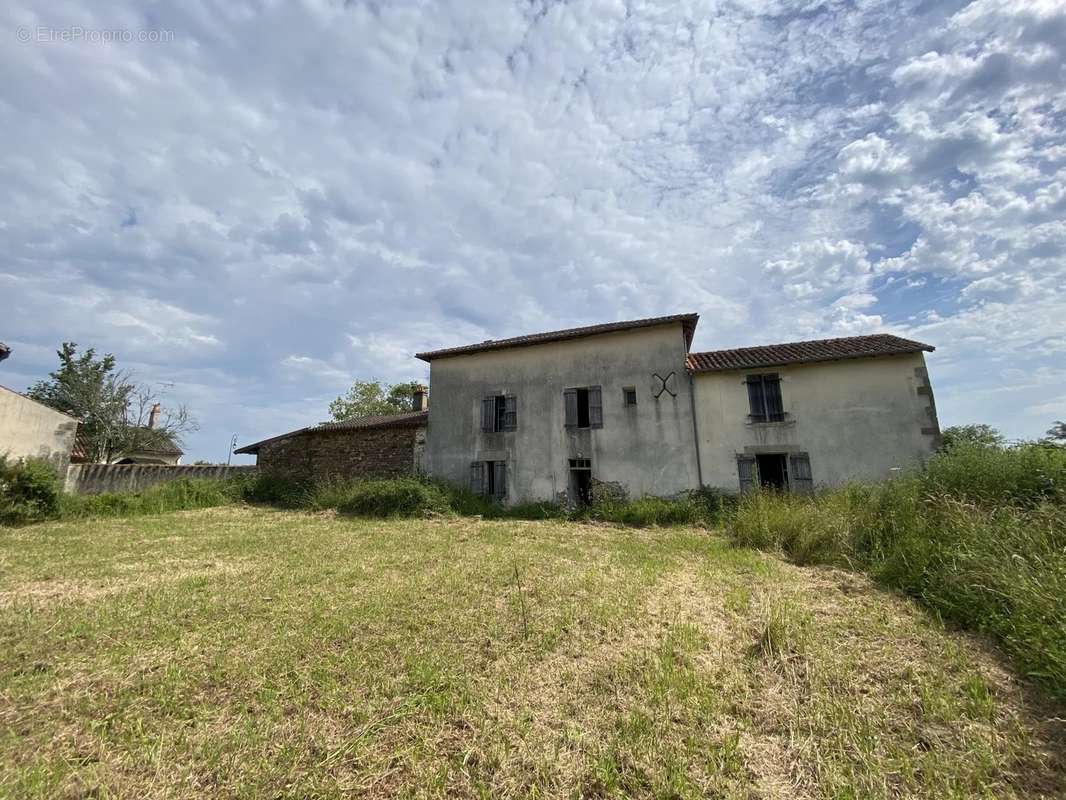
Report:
64,464,258,495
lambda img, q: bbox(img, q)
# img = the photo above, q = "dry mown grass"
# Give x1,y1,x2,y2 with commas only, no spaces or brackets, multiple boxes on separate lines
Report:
1,506,1063,798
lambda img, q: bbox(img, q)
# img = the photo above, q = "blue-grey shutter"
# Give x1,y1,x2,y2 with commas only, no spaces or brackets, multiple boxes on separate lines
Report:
746,377,766,421
737,455,757,493
470,461,484,494
481,396,495,432
504,395,517,431
765,375,784,421
493,461,507,500
588,386,603,428
564,389,578,428
789,453,813,493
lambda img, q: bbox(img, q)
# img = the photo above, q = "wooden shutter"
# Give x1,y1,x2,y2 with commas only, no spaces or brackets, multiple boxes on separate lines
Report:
481,396,495,432
789,453,813,493
737,455,757,493
746,377,766,421
564,389,578,428
765,375,784,421
504,395,517,431
470,461,484,495
493,461,507,499
588,385,603,428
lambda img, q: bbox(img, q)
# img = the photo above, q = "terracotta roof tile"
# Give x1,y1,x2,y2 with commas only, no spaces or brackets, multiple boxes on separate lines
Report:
416,313,699,361
686,334,934,373
234,409,427,455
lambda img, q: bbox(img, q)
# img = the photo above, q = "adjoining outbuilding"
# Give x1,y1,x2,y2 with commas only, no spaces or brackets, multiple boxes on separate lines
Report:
235,393,428,484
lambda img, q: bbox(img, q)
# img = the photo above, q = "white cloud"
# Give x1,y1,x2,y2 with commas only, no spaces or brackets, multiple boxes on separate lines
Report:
2,0,1065,457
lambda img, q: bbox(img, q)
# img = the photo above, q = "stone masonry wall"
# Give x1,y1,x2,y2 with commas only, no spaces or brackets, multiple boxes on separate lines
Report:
258,424,423,483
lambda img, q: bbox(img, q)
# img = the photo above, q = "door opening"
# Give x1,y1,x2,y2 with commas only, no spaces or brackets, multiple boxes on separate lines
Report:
569,458,592,506
755,453,789,490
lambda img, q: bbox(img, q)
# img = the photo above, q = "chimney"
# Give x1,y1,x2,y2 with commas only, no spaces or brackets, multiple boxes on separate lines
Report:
411,385,428,412
148,403,161,429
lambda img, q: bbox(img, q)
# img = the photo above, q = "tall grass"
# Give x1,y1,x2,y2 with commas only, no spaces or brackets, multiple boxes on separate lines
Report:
59,476,249,519
727,442,1066,701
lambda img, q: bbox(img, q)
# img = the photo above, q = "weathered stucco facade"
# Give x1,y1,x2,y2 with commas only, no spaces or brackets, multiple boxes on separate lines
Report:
238,313,940,503
420,320,701,504
0,385,78,471
418,315,940,503
692,352,940,490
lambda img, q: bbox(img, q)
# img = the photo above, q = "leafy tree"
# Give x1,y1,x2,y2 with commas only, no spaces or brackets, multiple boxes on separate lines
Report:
1045,420,1066,445
940,423,1005,451
328,380,422,421
27,342,197,462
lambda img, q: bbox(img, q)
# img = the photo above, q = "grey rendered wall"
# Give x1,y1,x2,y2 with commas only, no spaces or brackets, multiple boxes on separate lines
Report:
693,352,940,490
423,323,700,503
0,385,78,471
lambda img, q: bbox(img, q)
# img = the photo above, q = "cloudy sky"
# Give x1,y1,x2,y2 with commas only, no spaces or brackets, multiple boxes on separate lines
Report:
3,0,1064,462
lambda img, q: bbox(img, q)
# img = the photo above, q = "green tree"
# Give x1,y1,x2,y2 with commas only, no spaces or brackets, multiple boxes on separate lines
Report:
27,342,197,462
1046,420,1066,445
941,423,1005,451
328,380,421,421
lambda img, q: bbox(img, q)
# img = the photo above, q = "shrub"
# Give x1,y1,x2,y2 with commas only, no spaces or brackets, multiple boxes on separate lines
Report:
921,441,1065,507
335,478,451,518
0,456,63,524
241,473,312,509
585,488,732,527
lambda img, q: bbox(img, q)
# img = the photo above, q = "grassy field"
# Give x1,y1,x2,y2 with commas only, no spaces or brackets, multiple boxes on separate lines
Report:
2,508,1064,799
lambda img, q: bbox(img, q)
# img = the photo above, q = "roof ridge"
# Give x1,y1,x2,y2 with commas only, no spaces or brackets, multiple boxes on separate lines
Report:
416,313,699,361
687,333,933,373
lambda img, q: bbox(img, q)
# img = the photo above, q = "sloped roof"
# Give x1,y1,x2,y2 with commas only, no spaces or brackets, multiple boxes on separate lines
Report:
686,334,934,373
415,313,699,361
70,429,183,462
234,409,428,455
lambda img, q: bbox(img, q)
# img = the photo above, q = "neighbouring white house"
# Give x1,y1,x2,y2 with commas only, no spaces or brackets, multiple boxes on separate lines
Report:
416,313,939,504
0,384,79,471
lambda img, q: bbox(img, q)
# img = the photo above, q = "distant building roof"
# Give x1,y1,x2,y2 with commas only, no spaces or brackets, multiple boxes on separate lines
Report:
686,334,934,373
234,409,428,455
70,428,183,463
415,313,699,361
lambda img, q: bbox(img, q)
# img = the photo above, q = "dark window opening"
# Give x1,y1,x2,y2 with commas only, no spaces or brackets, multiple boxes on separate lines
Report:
746,374,784,422
481,394,517,432
470,460,507,500
564,386,603,429
495,396,506,432
738,452,813,493
623,387,637,407
576,388,590,427
756,453,788,490
569,458,592,506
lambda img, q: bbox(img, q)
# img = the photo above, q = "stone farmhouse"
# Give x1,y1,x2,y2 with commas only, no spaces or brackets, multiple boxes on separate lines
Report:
237,313,940,504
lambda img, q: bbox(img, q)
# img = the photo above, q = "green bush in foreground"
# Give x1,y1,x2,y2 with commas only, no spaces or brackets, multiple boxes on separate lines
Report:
0,456,63,524
333,477,451,518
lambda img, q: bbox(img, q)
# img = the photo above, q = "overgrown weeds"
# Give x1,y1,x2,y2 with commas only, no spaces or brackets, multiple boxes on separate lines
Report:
727,443,1066,701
